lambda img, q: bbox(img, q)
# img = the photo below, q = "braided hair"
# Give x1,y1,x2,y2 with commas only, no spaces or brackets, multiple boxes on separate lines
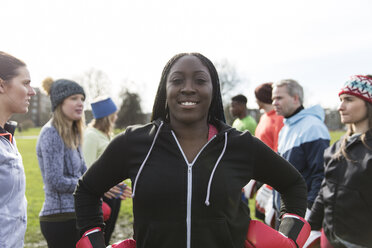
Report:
151,53,225,124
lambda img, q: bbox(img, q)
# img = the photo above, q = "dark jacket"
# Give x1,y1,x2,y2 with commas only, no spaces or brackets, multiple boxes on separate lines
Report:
308,132,372,247
75,120,307,248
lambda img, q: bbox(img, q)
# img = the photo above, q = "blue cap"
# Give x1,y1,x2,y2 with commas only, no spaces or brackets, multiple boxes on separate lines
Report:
91,97,117,119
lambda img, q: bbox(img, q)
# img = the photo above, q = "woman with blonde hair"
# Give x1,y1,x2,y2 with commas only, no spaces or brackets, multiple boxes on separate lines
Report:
308,75,372,248
0,51,36,247
83,96,131,245
37,77,86,248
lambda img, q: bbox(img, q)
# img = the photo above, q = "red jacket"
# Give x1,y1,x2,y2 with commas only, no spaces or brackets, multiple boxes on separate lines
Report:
254,110,283,152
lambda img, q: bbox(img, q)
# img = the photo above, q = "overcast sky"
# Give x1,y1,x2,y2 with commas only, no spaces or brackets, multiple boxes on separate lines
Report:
2,0,372,112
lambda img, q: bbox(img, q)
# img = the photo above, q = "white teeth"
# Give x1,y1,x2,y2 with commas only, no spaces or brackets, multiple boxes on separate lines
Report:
181,102,196,106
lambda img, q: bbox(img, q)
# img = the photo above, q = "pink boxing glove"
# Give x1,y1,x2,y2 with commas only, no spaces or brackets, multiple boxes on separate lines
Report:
102,201,111,221
278,213,311,248
245,213,310,248
108,239,136,248
245,220,297,248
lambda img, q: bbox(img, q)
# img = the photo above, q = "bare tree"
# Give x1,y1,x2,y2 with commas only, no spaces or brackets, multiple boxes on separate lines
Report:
77,68,112,105
215,59,247,104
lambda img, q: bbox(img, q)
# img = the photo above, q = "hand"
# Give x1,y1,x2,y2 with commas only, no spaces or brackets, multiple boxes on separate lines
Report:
104,182,132,200
119,184,132,200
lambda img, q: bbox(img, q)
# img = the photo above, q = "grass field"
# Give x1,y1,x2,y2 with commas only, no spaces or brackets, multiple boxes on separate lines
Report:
14,128,344,246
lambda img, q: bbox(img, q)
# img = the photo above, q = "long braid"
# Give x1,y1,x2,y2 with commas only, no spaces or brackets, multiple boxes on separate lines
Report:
151,53,225,124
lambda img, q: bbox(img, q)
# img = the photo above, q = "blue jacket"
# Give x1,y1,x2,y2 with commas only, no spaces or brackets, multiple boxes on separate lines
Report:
37,122,86,216
0,123,27,248
277,105,330,208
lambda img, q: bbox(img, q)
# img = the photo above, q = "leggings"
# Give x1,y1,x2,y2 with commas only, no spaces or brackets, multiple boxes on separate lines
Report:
40,219,79,248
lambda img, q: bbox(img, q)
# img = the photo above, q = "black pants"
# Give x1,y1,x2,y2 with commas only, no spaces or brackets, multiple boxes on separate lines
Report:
103,196,121,245
40,219,79,248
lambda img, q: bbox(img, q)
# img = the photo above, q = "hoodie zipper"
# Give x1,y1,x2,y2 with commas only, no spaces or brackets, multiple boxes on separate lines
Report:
171,131,216,248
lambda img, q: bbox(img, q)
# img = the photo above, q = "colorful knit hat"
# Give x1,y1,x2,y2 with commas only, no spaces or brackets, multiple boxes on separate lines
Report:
91,97,117,119
255,82,273,104
339,75,372,104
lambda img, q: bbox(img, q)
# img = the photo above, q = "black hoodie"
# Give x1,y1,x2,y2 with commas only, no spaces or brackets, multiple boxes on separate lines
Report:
75,119,306,248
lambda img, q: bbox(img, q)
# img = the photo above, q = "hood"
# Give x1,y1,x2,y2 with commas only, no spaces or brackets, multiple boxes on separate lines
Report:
284,105,325,126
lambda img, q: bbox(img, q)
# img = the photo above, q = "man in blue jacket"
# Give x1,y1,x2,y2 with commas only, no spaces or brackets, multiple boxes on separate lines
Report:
272,79,330,227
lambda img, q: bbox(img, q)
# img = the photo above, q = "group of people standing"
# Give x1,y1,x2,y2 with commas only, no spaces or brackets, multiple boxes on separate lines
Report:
230,77,372,247
0,50,371,248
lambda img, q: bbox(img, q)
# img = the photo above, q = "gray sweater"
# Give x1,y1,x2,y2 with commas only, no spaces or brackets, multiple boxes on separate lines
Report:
36,121,86,216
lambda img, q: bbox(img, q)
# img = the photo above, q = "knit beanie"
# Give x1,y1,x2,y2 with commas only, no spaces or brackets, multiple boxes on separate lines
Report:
255,82,273,104
42,77,85,111
91,97,117,119
339,75,372,104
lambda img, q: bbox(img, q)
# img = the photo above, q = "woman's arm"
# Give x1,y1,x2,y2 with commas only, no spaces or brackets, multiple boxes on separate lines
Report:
252,137,307,218
74,131,130,234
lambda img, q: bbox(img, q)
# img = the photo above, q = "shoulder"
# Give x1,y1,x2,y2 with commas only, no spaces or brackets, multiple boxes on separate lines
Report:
37,122,63,147
111,122,160,147
290,114,329,139
83,127,102,139
39,123,59,139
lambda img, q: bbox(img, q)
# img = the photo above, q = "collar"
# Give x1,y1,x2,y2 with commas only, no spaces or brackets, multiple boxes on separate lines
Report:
285,105,304,119
0,121,17,143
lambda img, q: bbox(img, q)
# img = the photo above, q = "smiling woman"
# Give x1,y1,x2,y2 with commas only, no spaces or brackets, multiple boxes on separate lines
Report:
74,53,310,248
36,77,87,248
0,51,36,248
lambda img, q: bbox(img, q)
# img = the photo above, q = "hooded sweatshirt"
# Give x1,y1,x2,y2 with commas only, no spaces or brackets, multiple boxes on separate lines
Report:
74,119,307,248
277,105,330,208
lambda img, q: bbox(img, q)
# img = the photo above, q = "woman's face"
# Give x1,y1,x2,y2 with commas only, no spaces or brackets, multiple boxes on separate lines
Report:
1,66,36,114
338,94,368,125
166,55,213,126
61,94,85,122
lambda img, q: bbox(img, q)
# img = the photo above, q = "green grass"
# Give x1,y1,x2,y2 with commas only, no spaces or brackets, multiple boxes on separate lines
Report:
17,138,45,245
15,127,41,136
330,130,345,145
17,129,344,245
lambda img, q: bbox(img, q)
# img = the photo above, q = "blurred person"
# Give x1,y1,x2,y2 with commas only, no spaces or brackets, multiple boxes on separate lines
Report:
308,75,372,248
272,79,330,227
0,51,36,247
250,82,284,224
254,82,284,152
74,53,310,248
37,77,86,248
230,94,257,135
83,97,132,245
230,94,258,204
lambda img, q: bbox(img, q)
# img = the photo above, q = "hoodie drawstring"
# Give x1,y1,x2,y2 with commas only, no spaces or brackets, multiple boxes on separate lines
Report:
132,121,164,198
205,132,228,206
